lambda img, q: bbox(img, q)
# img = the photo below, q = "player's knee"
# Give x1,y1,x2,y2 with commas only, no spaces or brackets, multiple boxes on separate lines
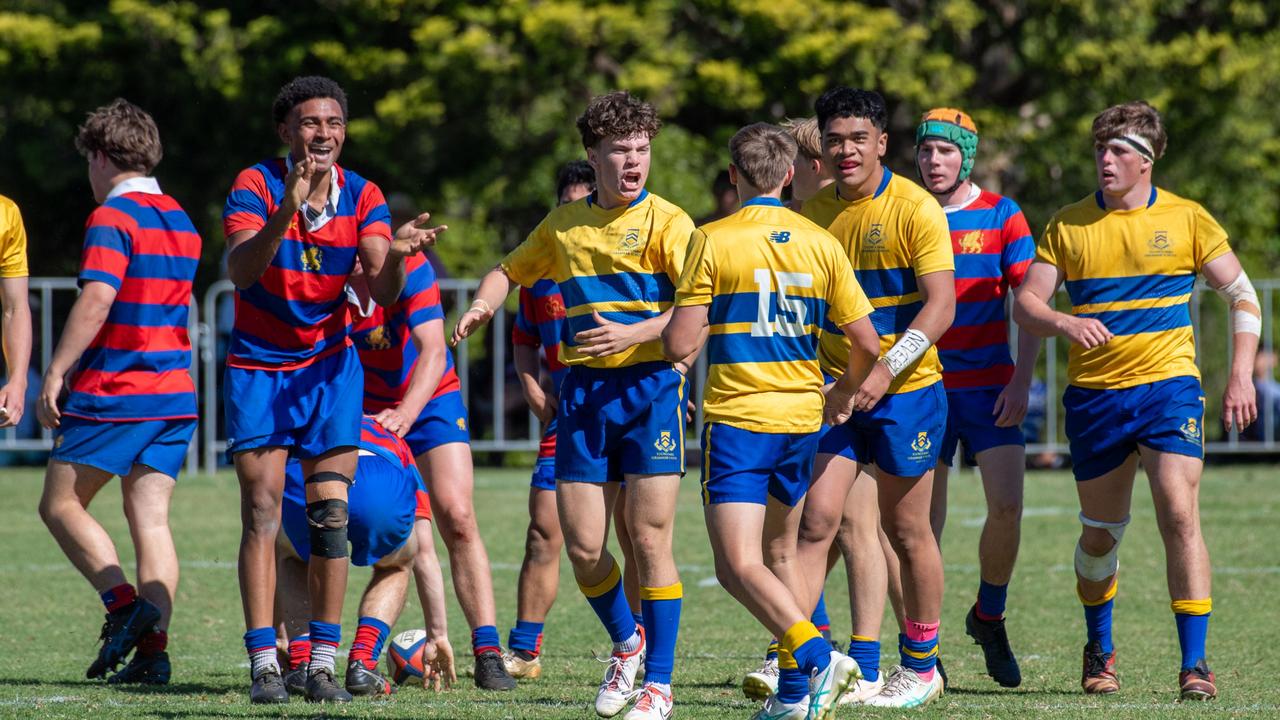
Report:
1155,508,1199,542
525,526,563,564
306,498,349,559
987,496,1023,526
242,494,282,536
1075,513,1129,581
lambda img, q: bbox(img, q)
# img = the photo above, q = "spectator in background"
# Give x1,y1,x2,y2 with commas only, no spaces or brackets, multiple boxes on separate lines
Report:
1243,349,1280,442
0,194,32,430
695,170,737,225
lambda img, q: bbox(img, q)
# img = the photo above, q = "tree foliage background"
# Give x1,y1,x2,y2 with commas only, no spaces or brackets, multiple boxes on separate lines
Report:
3,0,1279,283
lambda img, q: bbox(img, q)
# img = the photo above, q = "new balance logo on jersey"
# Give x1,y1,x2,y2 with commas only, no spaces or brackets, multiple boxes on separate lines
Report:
768,230,791,244
301,245,324,271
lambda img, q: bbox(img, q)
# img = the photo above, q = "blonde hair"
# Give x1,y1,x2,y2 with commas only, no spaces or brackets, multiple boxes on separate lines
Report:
780,117,822,160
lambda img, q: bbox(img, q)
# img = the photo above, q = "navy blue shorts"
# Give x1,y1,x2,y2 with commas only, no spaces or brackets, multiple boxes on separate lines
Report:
940,387,1026,465
282,452,421,566
700,423,818,507
817,381,947,477
53,416,195,479
404,390,470,456
1064,376,1204,482
225,345,363,461
555,362,686,482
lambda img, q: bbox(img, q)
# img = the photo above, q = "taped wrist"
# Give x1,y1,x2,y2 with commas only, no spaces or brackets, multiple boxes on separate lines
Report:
1213,270,1261,337
879,328,931,378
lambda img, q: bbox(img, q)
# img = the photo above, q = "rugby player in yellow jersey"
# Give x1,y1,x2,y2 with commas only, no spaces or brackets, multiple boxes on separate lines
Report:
795,87,956,708
1014,101,1257,701
663,123,880,720
453,91,695,720
0,194,31,429
780,118,834,211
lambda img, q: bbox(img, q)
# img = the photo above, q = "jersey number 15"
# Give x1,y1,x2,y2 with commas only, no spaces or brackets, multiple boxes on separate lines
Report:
752,269,813,338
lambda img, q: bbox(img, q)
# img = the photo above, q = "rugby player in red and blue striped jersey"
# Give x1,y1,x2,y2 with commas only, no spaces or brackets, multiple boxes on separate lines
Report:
347,247,515,690
222,76,444,704
915,108,1040,689
37,99,199,687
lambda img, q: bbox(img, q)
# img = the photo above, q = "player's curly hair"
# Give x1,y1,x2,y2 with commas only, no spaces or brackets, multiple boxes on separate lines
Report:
815,87,888,134
273,76,349,125
74,98,163,174
556,160,595,198
576,91,662,149
1092,101,1167,160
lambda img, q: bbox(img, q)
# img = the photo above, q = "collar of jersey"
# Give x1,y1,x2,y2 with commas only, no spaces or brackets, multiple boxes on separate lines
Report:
106,176,162,201
285,154,341,211
742,196,784,207
587,188,648,210
1094,186,1157,211
836,167,893,203
943,183,982,214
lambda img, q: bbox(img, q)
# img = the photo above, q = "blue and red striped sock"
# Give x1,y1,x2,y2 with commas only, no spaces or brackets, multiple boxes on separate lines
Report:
309,621,341,673
976,580,1008,621
350,617,390,669
472,625,501,656
287,635,311,670
811,592,831,639
243,626,279,678
101,583,137,613
508,620,545,656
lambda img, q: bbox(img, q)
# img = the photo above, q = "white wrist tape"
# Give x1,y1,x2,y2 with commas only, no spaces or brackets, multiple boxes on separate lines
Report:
1213,270,1261,337
879,328,931,378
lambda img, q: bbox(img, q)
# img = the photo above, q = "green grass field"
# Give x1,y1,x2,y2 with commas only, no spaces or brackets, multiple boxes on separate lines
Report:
1,463,1278,718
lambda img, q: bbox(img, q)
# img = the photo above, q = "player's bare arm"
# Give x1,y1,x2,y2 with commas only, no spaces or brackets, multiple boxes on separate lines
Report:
450,266,515,346
994,320,1042,427
1202,251,1259,431
856,269,956,406
825,314,882,424
660,304,708,362
374,319,448,438
513,342,554,424
1014,260,1114,348
363,212,447,307
0,274,32,427
37,281,117,429
226,156,315,288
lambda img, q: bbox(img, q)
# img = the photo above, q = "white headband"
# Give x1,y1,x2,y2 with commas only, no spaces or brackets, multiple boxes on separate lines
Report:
1108,134,1155,162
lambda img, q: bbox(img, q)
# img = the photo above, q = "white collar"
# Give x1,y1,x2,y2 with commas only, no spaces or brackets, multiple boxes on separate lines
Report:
285,155,341,211
344,283,377,318
942,183,982,214
106,176,162,201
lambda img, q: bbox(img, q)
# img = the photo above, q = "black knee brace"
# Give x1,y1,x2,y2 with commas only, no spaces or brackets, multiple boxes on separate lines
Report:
305,471,353,487
306,498,350,559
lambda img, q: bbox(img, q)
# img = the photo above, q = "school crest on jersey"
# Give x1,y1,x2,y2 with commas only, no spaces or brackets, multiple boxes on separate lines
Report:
365,325,392,350
456,417,467,431
910,431,932,454
544,296,565,319
1148,230,1173,257
301,245,324,271
958,231,984,254
616,228,644,256
863,223,888,253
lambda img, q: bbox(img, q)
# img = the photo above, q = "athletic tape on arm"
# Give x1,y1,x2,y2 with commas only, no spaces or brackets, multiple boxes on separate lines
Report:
1213,270,1262,337
879,328,931,378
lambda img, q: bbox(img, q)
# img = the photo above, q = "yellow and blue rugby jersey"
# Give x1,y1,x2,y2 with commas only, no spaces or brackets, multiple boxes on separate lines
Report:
820,170,954,394
502,189,695,369
0,195,29,278
799,184,850,230
1036,187,1229,390
676,197,873,433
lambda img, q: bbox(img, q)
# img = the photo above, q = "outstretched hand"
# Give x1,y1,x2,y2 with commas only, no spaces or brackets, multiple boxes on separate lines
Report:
391,212,447,258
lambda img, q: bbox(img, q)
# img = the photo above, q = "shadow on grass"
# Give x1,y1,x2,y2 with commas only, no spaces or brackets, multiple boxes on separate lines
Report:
0,676,231,695
943,685,1080,698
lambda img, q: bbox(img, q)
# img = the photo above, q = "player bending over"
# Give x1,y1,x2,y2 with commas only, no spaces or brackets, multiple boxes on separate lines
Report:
1014,101,1256,701
454,91,695,720
663,122,880,720
275,417,451,700
38,99,200,685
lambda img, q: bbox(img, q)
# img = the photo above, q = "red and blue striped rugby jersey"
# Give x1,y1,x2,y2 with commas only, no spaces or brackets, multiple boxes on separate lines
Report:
350,253,460,413
512,279,569,392
66,183,201,421
223,159,391,370
937,189,1035,390
359,414,420,471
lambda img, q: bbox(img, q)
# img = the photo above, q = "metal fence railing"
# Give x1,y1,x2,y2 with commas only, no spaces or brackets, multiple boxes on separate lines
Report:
7,276,1280,475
